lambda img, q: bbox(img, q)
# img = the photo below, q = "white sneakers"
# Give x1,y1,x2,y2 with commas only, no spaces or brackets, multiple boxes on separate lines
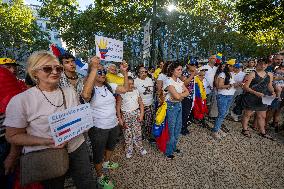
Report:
211,132,221,140
231,110,239,122
126,152,132,159
140,149,147,156
125,149,147,159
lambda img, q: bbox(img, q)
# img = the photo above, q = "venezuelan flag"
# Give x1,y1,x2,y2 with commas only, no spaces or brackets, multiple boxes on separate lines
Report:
192,76,208,120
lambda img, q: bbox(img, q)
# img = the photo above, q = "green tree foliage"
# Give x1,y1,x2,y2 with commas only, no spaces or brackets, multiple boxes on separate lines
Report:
38,0,283,64
0,0,49,61
237,0,284,55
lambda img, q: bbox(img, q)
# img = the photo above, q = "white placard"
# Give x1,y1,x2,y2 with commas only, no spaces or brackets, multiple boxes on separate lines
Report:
143,20,151,58
262,95,275,105
48,103,93,146
95,35,123,62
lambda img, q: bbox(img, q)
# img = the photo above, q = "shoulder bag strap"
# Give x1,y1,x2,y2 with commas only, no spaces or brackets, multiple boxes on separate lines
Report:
59,87,67,109
250,71,268,90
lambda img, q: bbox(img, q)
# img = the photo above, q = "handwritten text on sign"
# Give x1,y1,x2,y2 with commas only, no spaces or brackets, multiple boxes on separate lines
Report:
95,35,123,62
48,103,93,146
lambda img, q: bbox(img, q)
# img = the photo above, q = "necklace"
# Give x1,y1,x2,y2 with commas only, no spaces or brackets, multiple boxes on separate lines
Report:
37,86,64,107
95,86,108,97
65,72,78,80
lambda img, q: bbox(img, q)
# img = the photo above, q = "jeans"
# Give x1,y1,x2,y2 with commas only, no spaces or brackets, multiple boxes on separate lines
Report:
212,94,234,132
165,101,182,156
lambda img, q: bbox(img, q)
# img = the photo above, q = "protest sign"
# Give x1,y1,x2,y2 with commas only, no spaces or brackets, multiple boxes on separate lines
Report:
48,103,93,146
95,35,123,62
143,20,151,59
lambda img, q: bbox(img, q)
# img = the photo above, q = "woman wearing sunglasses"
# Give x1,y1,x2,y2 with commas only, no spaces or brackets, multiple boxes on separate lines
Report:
4,51,96,189
134,65,155,143
81,57,129,189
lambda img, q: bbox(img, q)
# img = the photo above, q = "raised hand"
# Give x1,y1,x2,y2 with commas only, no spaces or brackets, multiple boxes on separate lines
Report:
120,60,128,73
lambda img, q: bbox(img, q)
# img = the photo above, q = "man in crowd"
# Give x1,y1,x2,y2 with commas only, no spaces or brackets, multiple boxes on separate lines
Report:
266,54,284,73
0,58,26,188
266,54,284,132
59,53,84,95
180,59,198,135
200,55,218,111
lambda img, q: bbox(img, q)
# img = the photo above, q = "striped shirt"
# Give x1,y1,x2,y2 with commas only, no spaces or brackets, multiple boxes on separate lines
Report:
0,113,5,139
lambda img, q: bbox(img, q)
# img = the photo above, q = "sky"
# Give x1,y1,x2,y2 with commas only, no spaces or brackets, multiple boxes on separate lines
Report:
24,0,93,10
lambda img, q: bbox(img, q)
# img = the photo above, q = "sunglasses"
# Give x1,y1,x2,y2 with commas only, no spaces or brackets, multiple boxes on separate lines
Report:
37,65,63,74
97,69,107,76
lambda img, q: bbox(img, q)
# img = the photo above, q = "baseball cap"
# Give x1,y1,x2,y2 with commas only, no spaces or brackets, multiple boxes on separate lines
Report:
187,57,198,67
234,63,243,68
226,59,236,66
0,58,18,65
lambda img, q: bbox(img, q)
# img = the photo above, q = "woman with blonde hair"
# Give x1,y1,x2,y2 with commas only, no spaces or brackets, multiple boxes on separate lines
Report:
4,51,96,189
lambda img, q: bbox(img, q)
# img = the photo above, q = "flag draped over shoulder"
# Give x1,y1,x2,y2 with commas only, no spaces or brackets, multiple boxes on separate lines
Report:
192,76,208,120
0,67,27,113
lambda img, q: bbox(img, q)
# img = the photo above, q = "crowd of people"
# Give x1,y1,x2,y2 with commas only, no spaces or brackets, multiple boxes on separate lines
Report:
0,51,283,189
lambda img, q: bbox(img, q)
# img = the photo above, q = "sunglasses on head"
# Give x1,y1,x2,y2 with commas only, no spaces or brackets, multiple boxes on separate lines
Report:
37,65,63,74
97,69,107,76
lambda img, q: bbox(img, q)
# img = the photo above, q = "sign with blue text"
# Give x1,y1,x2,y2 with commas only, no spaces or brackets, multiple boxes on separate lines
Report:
95,35,123,62
48,103,93,146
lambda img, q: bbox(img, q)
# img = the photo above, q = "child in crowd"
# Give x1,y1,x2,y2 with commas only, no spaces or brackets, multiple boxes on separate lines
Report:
273,64,284,99
117,76,147,158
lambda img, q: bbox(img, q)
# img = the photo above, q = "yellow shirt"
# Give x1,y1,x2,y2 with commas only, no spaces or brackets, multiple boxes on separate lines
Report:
106,73,124,85
153,68,162,79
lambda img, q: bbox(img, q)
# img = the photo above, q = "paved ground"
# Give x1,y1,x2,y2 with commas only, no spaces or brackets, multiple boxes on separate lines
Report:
67,119,284,189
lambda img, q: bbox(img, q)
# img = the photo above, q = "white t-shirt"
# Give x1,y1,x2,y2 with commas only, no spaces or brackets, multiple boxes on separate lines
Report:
234,71,246,83
117,71,134,78
201,64,217,94
134,77,154,106
217,72,236,96
164,78,184,101
3,87,84,154
120,89,140,112
90,83,118,129
157,73,168,84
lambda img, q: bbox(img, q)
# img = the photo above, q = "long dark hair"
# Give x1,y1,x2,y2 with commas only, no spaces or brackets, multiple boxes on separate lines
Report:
214,64,231,87
223,65,231,85
167,62,182,77
161,61,172,74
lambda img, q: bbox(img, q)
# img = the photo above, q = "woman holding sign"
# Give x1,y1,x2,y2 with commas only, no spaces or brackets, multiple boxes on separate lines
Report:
4,51,96,189
81,57,129,189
